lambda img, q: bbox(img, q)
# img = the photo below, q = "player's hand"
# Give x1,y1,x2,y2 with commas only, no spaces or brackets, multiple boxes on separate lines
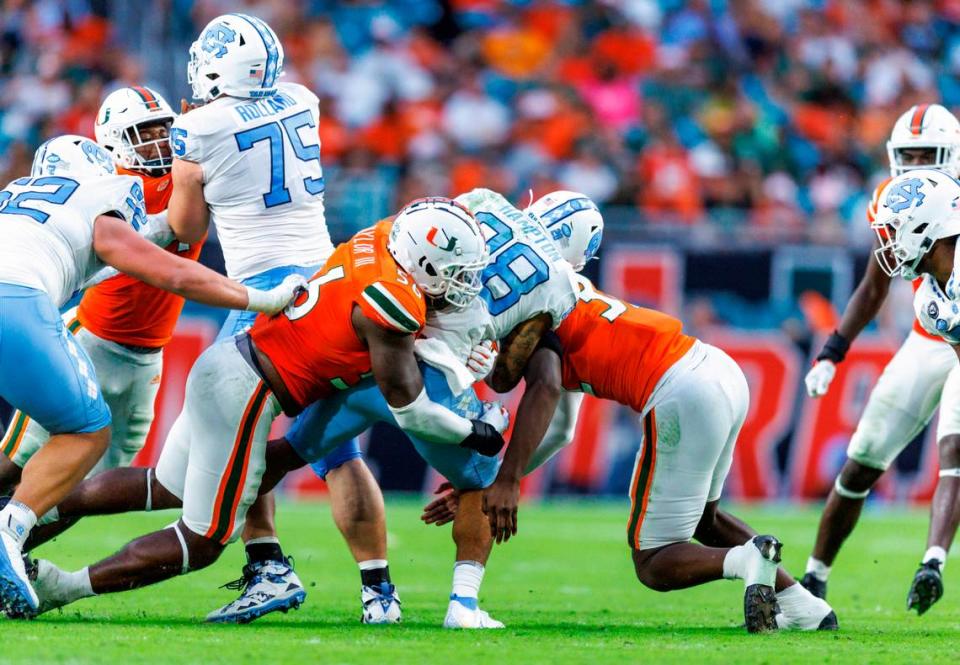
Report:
479,400,510,434
421,482,460,526
483,478,520,543
245,274,308,314
466,340,498,381
804,360,836,398
180,99,202,114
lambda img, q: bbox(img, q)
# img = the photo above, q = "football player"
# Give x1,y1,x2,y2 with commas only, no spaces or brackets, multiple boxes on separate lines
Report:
422,206,839,632
801,104,960,614
0,135,301,616
0,86,197,496
167,13,388,620
21,199,506,619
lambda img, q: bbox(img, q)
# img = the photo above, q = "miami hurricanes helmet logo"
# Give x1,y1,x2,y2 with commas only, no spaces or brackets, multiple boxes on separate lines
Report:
426,226,458,252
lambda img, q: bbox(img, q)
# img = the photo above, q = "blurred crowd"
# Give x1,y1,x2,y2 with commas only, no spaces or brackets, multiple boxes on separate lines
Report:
2,0,960,245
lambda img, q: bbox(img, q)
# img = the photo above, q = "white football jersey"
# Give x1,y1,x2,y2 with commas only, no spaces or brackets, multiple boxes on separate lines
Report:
171,82,333,280
0,174,146,307
425,189,578,360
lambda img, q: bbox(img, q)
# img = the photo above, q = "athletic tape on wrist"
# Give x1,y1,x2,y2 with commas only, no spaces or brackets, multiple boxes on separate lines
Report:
938,468,960,478
172,522,190,574
834,477,871,499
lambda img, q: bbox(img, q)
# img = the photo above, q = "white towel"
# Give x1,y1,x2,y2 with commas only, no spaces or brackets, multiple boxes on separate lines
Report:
414,337,476,396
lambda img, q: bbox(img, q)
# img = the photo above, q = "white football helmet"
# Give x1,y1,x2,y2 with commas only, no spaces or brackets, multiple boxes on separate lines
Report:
31,134,116,178
388,197,489,310
886,104,960,177
872,168,960,279
188,13,284,102
95,86,176,174
526,190,603,272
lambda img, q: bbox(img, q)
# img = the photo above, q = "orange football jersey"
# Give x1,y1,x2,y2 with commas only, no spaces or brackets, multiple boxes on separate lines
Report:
867,177,938,341
77,169,203,348
555,278,695,412
250,220,426,412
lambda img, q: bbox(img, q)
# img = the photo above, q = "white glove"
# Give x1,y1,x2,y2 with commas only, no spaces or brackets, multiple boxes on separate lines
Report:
245,274,308,315
466,340,498,381
479,400,510,435
804,360,836,398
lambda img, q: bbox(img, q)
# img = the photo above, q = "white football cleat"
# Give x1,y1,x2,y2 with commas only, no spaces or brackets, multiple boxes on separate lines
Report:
27,558,81,616
206,557,306,624
0,531,38,618
361,582,402,624
443,596,504,629
776,584,838,631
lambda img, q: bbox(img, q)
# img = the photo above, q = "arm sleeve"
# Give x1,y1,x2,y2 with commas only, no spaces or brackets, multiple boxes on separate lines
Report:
388,387,473,444
357,280,426,334
525,391,584,473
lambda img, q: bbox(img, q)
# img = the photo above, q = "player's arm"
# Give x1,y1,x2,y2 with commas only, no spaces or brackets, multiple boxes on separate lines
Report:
353,307,506,455
484,341,563,543
488,313,552,392
166,157,209,244
93,214,300,314
806,237,892,397
525,390,584,473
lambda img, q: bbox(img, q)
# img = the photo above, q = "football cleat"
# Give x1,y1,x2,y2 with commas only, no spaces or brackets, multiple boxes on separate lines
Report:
0,531,37,618
742,535,782,633
19,558,78,617
907,560,944,616
443,595,504,629
206,557,306,624
361,582,402,624
799,572,828,600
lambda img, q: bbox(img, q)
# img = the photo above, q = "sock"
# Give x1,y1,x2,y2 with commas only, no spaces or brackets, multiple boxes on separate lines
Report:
722,544,747,580
66,566,96,600
805,556,831,582
358,559,391,588
923,546,947,569
0,500,37,548
775,582,828,628
451,560,484,608
37,506,59,527
245,537,283,564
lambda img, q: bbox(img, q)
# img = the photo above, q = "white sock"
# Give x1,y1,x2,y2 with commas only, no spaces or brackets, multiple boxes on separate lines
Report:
923,546,947,569
451,560,484,599
0,500,37,548
722,544,748,580
358,559,388,571
37,506,59,527
776,581,811,610
805,556,831,582
65,566,96,601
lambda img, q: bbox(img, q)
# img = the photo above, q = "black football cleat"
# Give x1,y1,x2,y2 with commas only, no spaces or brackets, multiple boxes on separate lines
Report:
907,561,943,616
800,571,828,600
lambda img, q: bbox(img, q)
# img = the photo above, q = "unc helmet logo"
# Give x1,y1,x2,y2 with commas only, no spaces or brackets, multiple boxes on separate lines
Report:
885,177,926,214
201,23,237,58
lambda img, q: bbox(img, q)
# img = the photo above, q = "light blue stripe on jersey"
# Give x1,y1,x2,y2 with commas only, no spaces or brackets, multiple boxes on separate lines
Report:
231,13,279,92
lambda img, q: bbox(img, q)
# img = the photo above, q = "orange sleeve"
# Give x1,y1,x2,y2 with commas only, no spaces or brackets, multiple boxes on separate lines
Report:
357,280,426,334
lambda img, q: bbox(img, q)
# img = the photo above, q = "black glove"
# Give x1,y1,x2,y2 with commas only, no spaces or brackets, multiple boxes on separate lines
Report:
460,420,506,457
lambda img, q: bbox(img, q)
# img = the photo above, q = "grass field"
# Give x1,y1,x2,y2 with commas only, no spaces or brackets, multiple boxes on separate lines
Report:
0,498,953,664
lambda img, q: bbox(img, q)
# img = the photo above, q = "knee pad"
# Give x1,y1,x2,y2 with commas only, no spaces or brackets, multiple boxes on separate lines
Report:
939,468,960,478
834,477,871,500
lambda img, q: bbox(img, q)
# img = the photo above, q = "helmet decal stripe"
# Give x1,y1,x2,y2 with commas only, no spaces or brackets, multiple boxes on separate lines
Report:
131,86,161,110
910,104,931,135
230,13,280,91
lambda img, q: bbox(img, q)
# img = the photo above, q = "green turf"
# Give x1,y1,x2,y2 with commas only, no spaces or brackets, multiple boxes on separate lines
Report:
0,499,952,664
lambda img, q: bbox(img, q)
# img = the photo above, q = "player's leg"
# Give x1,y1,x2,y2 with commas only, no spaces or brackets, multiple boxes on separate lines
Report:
29,342,285,620
406,367,503,628
207,382,378,623
802,332,952,599
628,344,783,632
907,364,960,614
0,287,111,615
